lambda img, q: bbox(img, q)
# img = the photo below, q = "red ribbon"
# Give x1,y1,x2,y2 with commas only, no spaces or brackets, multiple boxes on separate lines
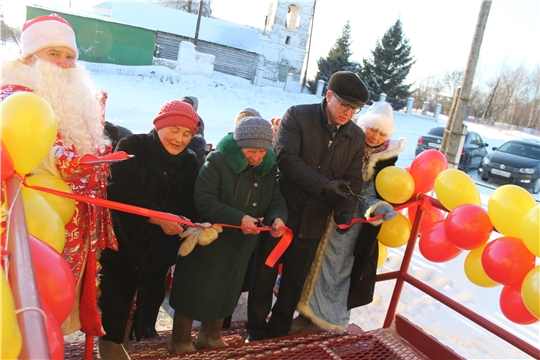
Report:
17,174,290,267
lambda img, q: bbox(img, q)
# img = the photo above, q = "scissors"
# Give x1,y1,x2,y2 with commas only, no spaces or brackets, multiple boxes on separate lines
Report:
342,181,367,206
255,217,271,229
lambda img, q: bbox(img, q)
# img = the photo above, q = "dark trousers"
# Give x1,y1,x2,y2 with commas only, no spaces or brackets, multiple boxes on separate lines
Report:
141,267,169,328
137,235,180,330
246,234,321,338
99,248,140,344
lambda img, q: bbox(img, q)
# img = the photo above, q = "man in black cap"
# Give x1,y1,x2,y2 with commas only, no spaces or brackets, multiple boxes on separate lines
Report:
246,71,369,341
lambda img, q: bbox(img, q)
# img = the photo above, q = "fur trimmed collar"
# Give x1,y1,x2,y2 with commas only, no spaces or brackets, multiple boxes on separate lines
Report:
216,133,275,176
363,138,406,181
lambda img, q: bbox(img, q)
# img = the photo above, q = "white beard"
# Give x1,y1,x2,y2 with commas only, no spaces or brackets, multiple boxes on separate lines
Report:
2,58,109,155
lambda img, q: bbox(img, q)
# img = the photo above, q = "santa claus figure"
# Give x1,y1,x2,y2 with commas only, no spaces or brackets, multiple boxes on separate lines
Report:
1,13,118,354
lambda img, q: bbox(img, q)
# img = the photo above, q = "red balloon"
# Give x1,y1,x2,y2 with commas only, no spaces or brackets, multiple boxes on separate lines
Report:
29,235,75,324
445,204,493,250
408,203,444,236
1,140,15,180
419,221,463,262
499,280,538,325
41,301,65,359
410,150,448,194
482,237,536,285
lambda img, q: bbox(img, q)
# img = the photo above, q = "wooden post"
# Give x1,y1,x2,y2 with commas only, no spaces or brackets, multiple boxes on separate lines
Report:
194,0,204,46
441,0,492,167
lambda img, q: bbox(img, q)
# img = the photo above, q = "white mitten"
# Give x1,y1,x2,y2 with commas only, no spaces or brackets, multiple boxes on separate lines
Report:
197,223,223,245
178,228,201,257
178,223,223,256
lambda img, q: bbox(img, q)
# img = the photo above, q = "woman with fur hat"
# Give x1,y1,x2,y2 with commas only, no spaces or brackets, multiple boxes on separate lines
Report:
168,117,287,354
291,102,406,334
98,99,201,359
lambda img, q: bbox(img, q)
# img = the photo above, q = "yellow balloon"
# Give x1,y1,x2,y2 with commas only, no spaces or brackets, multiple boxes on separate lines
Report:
520,206,539,257
434,169,481,210
23,192,66,253
521,266,540,319
464,243,499,288
1,267,23,360
22,174,76,225
377,241,388,268
488,185,536,238
0,92,56,175
377,212,411,248
375,166,415,204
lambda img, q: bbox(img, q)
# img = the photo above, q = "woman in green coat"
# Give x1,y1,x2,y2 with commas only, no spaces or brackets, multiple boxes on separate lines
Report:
168,117,288,354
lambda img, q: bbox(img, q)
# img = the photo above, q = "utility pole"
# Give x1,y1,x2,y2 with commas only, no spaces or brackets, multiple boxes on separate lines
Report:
440,0,491,168
194,0,204,46
301,0,316,92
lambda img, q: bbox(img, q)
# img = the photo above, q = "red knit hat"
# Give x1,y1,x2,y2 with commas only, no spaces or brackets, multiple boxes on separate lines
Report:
21,14,78,58
153,100,199,135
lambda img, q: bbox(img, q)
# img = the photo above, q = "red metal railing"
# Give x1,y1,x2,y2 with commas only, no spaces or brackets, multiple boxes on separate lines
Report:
5,178,538,359
378,193,539,359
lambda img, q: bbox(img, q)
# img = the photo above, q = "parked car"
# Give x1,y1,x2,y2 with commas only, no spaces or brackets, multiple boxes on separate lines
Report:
415,126,489,172
477,138,540,194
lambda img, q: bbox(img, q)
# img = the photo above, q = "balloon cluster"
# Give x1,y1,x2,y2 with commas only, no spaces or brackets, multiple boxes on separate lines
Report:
374,149,539,325
375,150,448,257
1,92,77,358
423,178,538,325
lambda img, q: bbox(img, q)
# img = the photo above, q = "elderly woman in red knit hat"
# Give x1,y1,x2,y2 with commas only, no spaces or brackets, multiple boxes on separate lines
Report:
98,100,202,359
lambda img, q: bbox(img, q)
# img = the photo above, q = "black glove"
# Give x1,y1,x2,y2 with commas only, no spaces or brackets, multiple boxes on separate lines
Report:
322,180,350,203
334,211,352,234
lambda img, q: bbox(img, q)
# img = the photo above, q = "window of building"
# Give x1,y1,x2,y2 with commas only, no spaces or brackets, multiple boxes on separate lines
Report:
286,4,300,30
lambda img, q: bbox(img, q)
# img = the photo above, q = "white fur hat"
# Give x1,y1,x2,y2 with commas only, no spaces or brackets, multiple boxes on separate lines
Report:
356,102,395,137
21,13,78,59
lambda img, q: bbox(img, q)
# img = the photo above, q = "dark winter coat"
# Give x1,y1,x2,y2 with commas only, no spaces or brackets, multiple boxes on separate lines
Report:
275,100,365,239
100,129,200,340
169,134,287,323
107,130,199,268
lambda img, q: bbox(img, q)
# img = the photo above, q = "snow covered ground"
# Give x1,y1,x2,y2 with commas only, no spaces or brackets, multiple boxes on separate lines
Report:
79,62,539,359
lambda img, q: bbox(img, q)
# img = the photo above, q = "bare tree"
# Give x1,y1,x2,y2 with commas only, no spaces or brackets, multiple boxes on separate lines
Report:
442,69,464,98
525,65,540,130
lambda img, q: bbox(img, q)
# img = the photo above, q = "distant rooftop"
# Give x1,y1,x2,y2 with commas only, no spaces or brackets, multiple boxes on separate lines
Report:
107,2,262,54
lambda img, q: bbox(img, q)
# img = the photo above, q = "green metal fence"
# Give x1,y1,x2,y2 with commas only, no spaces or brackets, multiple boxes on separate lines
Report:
27,6,155,65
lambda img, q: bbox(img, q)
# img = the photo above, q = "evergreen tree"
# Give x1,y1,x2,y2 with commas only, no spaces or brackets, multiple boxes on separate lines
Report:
307,21,362,94
361,18,415,110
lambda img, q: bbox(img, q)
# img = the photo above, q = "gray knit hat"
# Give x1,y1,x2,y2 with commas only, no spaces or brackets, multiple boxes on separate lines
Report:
234,117,273,150
181,95,199,111
237,107,261,118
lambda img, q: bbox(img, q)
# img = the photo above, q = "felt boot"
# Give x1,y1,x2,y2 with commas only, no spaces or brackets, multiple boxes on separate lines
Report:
288,314,311,334
194,318,228,350
98,337,131,360
168,312,196,354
